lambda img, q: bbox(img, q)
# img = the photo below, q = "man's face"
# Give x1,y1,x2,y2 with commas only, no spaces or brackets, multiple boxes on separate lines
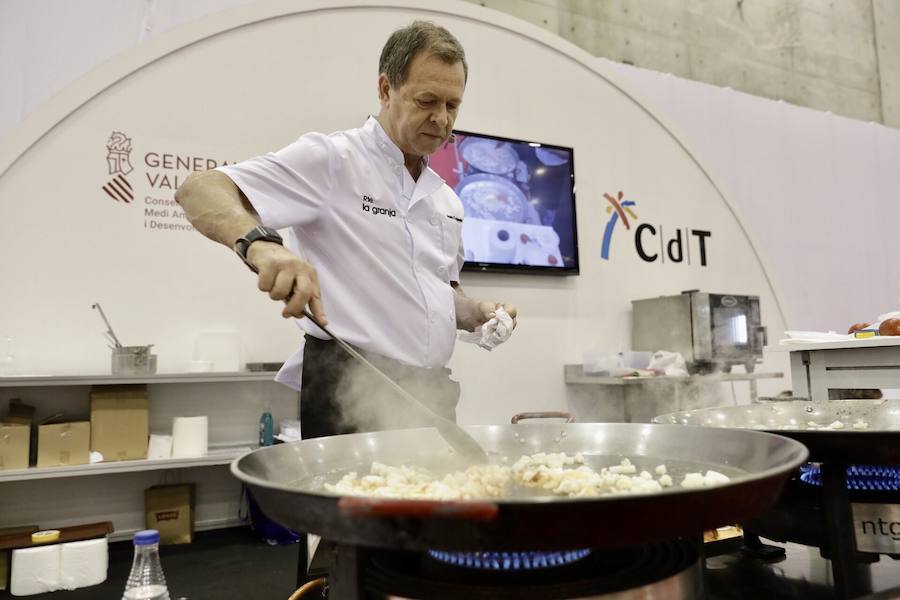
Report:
378,51,466,160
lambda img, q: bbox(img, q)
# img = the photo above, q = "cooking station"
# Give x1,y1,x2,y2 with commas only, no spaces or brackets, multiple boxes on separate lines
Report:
229,338,900,599
785,338,900,598
234,417,808,599
657,399,900,599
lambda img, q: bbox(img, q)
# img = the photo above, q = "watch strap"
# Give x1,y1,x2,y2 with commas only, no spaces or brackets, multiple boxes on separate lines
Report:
234,225,283,273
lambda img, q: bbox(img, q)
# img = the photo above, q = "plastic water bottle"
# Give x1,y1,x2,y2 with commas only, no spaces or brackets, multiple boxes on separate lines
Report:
259,411,274,447
122,530,170,600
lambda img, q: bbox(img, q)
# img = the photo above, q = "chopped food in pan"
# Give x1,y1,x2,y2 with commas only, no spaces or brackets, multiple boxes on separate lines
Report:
749,418,870,431
804,419,869,430
324,452,731,500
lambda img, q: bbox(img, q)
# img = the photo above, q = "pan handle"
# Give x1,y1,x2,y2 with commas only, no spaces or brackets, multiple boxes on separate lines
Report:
511,411,576,424
338,497,499,521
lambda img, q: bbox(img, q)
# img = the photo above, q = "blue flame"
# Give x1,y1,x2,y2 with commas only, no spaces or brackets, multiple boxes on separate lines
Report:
799,464,900,491
428,549,591,570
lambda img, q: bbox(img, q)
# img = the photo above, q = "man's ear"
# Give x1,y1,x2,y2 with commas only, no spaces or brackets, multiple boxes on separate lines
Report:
377,73,391,104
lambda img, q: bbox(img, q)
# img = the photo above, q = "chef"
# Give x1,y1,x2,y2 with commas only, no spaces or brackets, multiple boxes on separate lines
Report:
175,20,517,438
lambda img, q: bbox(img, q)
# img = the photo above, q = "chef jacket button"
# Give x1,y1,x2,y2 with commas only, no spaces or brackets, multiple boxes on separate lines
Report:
429,214,440,226
437,265,447,275
393,165,402,175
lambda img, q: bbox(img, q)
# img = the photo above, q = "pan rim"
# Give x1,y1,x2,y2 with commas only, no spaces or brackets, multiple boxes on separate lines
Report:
230,423,809,505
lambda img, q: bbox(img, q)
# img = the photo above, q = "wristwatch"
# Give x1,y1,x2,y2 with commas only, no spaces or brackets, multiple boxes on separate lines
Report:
234,225,283,273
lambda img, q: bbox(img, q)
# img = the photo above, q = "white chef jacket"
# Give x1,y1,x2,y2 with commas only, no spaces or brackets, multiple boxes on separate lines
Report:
218,117,465,389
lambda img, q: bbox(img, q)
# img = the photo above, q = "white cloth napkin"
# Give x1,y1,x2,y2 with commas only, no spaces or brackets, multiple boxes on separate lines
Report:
458,307,514,351
648,351,688,376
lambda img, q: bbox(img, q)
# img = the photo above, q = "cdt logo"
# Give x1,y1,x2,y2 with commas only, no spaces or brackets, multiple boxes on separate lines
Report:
600,190,712,266
600,191,637,260
101,131,134,203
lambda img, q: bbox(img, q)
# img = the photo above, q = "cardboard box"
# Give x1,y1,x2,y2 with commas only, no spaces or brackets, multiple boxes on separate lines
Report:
37,422,90,468
90,385,149,461
145,484,194,545
0,424,30,471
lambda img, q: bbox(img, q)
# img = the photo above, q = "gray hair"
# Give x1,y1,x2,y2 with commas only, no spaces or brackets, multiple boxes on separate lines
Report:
379,21,468,88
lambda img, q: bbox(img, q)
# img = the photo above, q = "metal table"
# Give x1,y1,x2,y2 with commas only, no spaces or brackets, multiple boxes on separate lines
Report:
563,365,784,422
785,337,900,401
777,337,900,598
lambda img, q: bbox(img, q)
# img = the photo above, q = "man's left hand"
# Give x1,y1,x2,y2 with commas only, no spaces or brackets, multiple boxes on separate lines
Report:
458,299,518,332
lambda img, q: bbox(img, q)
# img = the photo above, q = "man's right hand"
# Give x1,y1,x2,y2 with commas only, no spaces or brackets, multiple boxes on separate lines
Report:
247,241,327,324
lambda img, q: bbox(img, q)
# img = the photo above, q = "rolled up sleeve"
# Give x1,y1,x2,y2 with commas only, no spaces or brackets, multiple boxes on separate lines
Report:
217,132,335,229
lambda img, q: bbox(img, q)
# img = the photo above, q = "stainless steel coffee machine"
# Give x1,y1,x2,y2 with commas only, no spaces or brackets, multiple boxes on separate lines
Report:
632,290,767,373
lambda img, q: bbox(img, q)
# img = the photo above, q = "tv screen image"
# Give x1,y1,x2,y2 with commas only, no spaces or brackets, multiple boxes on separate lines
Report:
429,130,578,274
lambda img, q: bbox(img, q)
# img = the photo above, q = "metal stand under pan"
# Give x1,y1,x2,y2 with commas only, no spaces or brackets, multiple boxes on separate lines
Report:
654,399,900,599
321,539,703,600
744,463,900,599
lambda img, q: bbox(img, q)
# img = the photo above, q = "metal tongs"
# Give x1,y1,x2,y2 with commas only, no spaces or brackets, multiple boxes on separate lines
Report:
92,302,123,348
302,309,489,463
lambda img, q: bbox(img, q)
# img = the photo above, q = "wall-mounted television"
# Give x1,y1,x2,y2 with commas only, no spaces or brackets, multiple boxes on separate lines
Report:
429,130,579,275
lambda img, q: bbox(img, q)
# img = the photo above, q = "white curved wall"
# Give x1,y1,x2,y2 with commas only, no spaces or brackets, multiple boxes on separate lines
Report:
604,59,900,333
0,1,789,427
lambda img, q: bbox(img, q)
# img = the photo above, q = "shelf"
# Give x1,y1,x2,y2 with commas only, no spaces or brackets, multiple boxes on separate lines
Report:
564,364,784,386
0,522,113,551
0,371,279,388
0,446,253,482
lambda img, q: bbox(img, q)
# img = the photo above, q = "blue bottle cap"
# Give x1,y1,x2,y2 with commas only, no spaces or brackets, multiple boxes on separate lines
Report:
134,530,160,545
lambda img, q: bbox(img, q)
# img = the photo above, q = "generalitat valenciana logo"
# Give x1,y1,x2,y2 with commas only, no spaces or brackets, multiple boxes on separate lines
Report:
102,131,134,203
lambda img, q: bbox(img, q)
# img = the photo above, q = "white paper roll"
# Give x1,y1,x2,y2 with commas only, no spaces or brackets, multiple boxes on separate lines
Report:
11,545,61,596
171,416,208,458
60,538,108,590
147,434,174,460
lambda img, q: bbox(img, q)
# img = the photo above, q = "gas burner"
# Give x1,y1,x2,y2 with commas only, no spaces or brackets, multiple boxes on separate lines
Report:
427,549,591,571
362,540,702,599
799,464,900,491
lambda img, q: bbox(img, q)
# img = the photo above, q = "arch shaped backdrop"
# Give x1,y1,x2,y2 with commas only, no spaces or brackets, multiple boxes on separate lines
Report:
0,0,789,426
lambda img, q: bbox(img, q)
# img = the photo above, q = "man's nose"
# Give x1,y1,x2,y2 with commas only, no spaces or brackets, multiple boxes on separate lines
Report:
431,106,449,128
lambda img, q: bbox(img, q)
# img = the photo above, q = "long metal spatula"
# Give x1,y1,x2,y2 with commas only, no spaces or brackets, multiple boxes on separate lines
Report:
302,309,488,463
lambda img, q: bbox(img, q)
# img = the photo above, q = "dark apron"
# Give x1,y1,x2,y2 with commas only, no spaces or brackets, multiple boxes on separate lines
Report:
299,335,460,439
